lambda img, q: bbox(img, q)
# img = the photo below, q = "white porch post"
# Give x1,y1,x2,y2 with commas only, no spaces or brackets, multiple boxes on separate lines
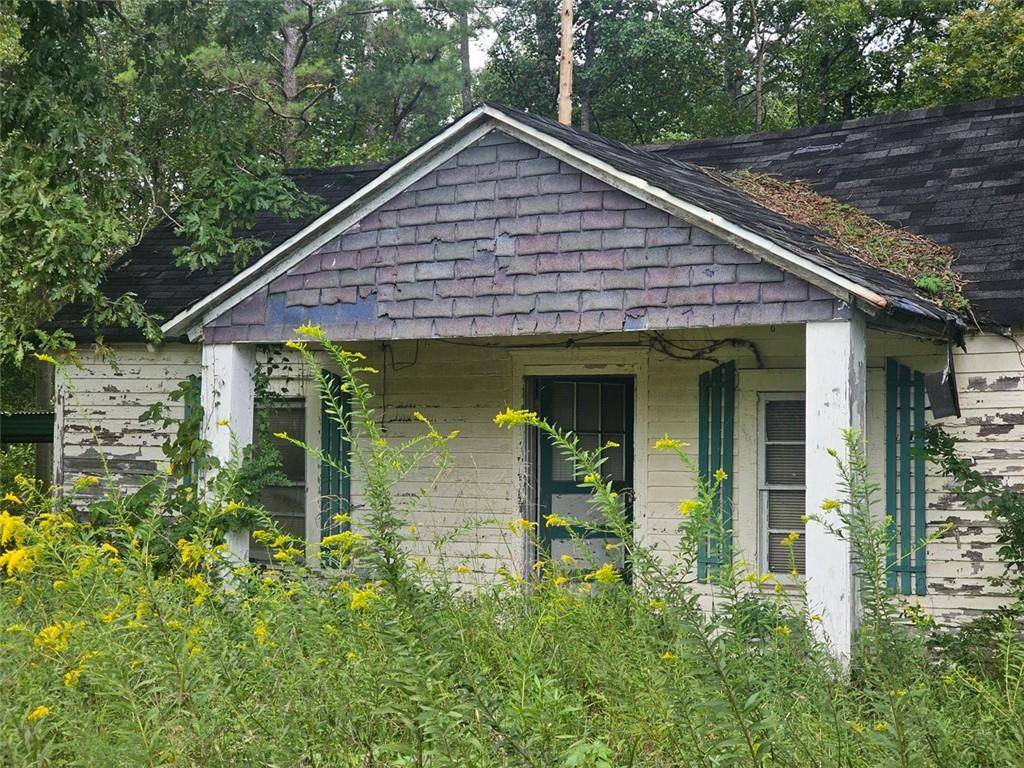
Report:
805,313,866,665
201,343,256,563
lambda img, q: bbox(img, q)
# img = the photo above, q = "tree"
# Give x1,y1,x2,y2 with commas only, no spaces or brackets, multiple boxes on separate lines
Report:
0,0,467,364
907,0,1024,105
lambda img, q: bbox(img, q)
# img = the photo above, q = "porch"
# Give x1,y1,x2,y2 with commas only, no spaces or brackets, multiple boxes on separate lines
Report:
201,320,945,661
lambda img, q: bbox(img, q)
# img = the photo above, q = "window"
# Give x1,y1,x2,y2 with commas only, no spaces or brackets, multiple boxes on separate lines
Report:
250,401,306,563
759,395,806,574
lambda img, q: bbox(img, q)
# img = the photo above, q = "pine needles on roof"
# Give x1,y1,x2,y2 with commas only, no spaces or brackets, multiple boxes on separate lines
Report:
719,169,969,312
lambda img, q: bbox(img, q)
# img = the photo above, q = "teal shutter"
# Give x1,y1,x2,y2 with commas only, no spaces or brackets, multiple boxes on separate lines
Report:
319,371,350,545
698,361,736,581
885,359,928,596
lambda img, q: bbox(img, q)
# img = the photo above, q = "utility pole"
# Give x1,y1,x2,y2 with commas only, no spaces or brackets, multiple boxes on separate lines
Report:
557,0,573,125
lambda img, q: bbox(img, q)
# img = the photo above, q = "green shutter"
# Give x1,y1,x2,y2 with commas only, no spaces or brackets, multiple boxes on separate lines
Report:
885,359,928,596
698,361,735,581
319,371,350,547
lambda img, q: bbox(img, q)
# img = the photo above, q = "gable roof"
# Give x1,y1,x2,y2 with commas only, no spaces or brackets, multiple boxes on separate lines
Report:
650,96,1024,327
58,97,1019,341
50,164,384,341
161,103,958,338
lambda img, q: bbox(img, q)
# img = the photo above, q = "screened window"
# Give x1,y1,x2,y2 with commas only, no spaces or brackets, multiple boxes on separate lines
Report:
250,401,306,563
759,396,806,574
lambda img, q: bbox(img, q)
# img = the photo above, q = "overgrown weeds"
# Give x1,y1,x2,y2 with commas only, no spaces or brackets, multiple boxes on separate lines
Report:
0,335,1022,766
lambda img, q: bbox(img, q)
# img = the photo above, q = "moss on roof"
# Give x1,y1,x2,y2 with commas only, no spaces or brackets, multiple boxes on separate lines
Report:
715,169,969,313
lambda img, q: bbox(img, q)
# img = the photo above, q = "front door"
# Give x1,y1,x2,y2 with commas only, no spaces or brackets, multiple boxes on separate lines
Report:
535,377,634,570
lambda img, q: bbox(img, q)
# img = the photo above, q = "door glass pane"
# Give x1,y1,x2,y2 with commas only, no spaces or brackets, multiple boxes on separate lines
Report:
550,537,624,569
602,433,625,482
551,493,604,525
601,384,625,431
576,382,600,431
550,382,575,429
551,448,576,482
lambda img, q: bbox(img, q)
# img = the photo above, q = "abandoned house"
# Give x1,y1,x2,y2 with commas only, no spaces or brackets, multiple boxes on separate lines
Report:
41,96,1024,659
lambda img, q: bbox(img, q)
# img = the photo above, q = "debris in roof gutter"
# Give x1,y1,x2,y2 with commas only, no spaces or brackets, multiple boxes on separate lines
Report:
714,169,970,313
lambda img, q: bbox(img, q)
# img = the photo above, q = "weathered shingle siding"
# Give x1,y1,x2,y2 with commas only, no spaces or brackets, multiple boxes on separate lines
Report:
871,331,1024,627
205,131,845,343
57,344,201,501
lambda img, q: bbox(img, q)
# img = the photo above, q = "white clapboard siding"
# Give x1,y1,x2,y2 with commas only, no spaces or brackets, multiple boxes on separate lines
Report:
56,325,1023,625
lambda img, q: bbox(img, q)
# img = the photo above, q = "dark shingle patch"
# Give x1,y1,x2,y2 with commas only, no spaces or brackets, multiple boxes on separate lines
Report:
50,164,385,341
649,96,1024,327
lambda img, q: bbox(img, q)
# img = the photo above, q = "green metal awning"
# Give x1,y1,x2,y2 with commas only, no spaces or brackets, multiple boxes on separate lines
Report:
0,412,55,445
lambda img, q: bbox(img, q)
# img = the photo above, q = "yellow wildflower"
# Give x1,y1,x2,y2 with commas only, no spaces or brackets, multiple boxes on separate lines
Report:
774,625,792,637
559,553,576,565
544,513,568,528
35,621,74,653
26,706,50,722
586,563,620,584
345,651,358,663
217,418,230,427
184,574,210,606
332,513,351,525
284,340,305,351
273,431,289,440
654,435,687,450
553,575,568,586
678,499,699,516
890,689,906,699
3,493,23,505
456,564,472,575
349,586,377,611
63,668,82,687
790,569,799,578
100,542,119,557
73,475,100,491
321,531,364,550
493,407,538,428
648,598,667,610
873,722,889,732
821,498,841,511
254,620,269,647
177,538,205,568
295,323,325,340
507,517,536,534
582,472,600,485
782,531,800,547
810,613,822,622
0,511,26,545
52,579,66,590
0,546,34,576
713,468,728,482
851,721,865,734
774,582,783,596
407,524,418,535
34,353,58,365
660,652,678,662
604,440,620,449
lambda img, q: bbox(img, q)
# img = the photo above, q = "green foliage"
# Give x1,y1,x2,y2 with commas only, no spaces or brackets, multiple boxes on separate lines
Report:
0,0,467,362
2,348,1022,764
909,0,1024,105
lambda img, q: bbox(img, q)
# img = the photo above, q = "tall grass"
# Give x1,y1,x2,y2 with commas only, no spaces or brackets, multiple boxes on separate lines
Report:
0,335,1022,766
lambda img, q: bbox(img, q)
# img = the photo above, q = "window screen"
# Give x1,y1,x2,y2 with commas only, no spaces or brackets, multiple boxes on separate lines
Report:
760,397,806,574
250,402,306,563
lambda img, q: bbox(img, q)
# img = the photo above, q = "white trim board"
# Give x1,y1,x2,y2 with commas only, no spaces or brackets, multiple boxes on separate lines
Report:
163,105,891,340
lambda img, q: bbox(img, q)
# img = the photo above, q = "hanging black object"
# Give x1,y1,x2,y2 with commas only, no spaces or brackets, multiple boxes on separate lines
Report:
924,342,961,419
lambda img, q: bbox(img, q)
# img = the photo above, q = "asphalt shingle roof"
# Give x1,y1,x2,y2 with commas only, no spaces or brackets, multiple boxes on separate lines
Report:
51,164,385,341
485,102,956,324
649,96,1024,327
54,96,1023,339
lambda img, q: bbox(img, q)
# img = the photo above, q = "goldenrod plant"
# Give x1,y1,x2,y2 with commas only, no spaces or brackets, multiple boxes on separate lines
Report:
0,336,1022,765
